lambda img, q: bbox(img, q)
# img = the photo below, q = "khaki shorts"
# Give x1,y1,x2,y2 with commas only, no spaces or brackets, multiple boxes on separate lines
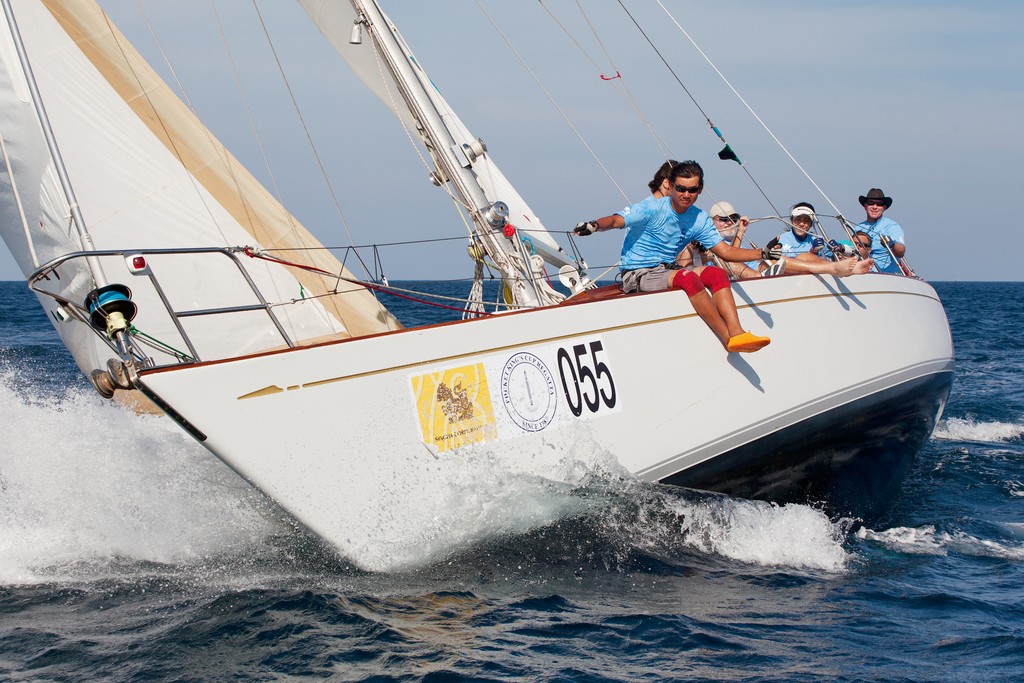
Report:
621,263,680,294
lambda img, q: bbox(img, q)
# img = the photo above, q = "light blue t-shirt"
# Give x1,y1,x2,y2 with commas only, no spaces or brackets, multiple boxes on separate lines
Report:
617,197,721,271
775,229,834,260
856,216,905,274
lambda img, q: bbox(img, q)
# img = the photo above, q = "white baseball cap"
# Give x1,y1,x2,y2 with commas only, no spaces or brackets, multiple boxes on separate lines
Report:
709,201,737,218
790,205,816,220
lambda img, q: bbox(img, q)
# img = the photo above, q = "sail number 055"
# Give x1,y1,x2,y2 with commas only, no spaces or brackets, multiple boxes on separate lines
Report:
556,341,617,417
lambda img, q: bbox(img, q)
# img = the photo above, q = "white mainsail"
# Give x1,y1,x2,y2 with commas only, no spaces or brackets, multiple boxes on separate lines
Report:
0,0,400,379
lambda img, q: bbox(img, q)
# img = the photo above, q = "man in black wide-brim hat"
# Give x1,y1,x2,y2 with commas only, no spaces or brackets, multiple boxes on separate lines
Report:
856,188,906,274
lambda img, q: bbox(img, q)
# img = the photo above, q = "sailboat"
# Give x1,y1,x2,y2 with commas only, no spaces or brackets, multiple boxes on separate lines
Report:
0,0,953,570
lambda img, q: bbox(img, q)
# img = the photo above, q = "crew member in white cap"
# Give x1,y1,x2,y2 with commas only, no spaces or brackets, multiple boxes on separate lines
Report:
774,202,829,259
678,201,762,279
760,202,876,277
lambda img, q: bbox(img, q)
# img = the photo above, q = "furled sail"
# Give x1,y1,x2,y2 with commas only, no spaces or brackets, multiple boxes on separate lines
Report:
299,0,577,274
0,0,399,379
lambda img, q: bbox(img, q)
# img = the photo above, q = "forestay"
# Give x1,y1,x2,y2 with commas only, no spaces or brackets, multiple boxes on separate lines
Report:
300,0,581,300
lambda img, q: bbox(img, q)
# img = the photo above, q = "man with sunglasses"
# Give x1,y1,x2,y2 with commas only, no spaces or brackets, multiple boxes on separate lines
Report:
852,230,874,262
856,188,905,274
572,160,777,353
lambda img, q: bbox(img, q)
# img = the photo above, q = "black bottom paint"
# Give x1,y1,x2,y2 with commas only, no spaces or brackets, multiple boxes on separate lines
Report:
661,371,954,522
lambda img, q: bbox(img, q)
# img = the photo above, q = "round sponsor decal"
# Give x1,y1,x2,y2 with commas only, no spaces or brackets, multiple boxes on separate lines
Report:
500,352,557,432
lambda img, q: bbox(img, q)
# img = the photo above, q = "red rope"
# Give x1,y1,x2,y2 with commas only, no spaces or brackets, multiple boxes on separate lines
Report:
242,247,492,316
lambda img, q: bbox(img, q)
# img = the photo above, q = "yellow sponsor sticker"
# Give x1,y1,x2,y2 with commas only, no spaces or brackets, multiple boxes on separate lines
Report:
411,363,497,453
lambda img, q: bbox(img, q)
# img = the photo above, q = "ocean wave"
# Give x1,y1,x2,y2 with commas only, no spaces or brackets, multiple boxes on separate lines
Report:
634,487,851,572
932,416,1024,443
856,524,1024,560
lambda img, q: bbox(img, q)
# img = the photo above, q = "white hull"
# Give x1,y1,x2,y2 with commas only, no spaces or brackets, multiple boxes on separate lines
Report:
137,273,953,570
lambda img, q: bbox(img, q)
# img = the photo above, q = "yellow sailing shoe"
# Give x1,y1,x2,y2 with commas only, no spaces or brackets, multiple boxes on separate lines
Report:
727,331,771,353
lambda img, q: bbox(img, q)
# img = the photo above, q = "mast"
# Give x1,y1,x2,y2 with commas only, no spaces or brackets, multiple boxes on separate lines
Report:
348,0,545,307
0,0,106,288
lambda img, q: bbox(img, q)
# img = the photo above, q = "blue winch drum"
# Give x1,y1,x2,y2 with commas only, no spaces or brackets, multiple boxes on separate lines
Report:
84,284,138,331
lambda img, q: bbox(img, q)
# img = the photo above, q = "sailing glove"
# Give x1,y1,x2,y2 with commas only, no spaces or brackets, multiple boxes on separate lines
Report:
827,239,841,253
811,237,824,252
761,237,782,262
573,220,599,236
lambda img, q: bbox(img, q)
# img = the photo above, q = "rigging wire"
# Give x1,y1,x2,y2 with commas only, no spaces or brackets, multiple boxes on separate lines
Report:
362,26,484,253
472,0,630,204
132,1,306,254
366,34,472,215
135,0,361,276
358,11,526,313
118,3,233,243
207,1,297,244
612,0,782,217
536,0,674,163
651,0,843,219
247,0,376,280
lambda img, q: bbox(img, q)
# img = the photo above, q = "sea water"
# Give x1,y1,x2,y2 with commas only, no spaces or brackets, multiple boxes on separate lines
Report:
1,281,1022,681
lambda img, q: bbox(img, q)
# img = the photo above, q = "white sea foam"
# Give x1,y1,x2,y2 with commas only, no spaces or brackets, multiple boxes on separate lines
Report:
857,524,1024,560
932,416,1024,443
337,426,626,572
653,491,850,572
0,370,850,579
0,372,278,584
0,372,611,577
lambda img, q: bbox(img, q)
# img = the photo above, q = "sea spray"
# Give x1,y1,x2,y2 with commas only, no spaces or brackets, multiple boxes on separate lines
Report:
933,416,1024,443
588,482,851,572
0,371,279,584
0,370,854,580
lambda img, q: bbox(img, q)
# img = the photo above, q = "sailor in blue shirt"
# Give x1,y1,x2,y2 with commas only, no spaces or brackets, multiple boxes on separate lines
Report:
855,188,906,274
757,203,876,277
617,195,721,271
776,204,832,260
572,160,779,353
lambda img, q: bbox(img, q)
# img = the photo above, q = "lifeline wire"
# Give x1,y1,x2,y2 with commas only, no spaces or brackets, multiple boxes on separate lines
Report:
243,247,499,315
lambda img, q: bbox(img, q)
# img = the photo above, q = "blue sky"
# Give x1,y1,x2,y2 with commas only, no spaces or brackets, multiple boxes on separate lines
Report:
2,0,1022,281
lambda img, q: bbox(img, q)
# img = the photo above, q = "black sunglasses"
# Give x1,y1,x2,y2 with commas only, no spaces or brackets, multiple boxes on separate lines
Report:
864,200,886,207
673,183,702,195
856,240,872,248
713,214,740,223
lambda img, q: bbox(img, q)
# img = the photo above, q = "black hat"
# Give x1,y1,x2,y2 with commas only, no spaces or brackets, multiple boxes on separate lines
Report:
859,188,892,209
